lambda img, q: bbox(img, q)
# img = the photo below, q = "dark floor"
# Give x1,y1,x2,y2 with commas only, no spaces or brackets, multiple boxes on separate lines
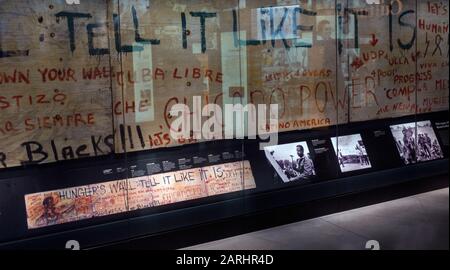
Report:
183,188,449,250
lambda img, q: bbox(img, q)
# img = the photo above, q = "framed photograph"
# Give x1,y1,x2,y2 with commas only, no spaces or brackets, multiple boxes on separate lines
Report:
390,121,444,165
331,134,372,173
264,142,316,183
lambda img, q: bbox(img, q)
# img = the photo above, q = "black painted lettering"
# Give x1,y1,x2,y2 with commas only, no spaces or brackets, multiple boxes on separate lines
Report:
189,12,217,53
132,6,160,45
0,152,6,168
56,12,92,53
397,10,416,50
113,13,143,53
87,23,110,55
21,141,48,165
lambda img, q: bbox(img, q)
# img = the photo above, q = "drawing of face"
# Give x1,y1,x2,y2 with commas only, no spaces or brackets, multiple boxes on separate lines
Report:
42,196,57,218
318,20,333,40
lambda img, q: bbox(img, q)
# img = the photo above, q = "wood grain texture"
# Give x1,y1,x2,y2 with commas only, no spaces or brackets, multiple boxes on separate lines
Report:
1,0,449,169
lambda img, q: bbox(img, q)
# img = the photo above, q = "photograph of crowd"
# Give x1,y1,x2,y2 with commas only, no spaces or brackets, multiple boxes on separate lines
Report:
264,142,316,183
331,134,372,173
390,121,444,165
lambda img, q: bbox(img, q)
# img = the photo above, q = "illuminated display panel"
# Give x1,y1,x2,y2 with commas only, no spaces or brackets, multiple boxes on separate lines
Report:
25,160,255,229
331,134,372,173
390,121,444,165
264,142,316,183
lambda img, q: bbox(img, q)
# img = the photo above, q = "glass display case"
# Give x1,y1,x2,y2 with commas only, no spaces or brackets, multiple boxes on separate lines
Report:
0,0,448,249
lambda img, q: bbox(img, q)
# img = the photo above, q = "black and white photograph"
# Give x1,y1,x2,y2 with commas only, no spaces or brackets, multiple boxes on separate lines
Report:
264,142,316,183
390,121,444,165
331,134,372,173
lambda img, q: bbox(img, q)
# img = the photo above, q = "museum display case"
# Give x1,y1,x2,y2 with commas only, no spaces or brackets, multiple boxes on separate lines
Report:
0,0,448,249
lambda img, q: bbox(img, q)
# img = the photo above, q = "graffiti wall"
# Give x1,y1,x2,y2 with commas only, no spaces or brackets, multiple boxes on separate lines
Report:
0,0,448,169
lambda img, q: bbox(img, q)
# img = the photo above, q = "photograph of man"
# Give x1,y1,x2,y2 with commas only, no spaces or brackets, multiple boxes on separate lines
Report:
290,145,315,181
355,140,370,166
265,142,316,183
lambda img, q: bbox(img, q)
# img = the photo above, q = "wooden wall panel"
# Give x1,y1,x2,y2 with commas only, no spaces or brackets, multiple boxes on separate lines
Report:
1,0,448,169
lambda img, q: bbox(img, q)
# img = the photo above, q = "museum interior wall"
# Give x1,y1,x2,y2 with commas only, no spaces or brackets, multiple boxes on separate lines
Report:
0,0,448,248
